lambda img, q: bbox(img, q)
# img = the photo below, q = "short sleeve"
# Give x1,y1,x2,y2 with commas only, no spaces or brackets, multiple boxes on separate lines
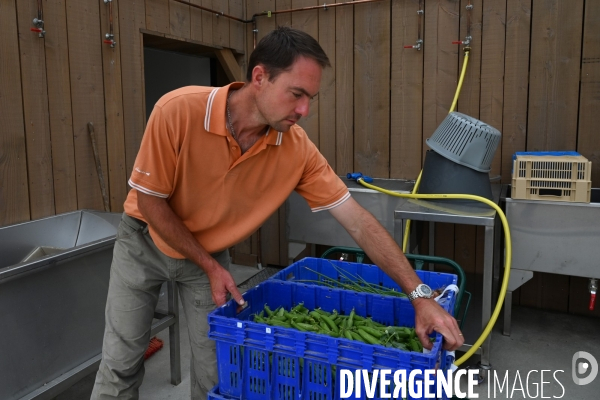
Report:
128,105,178,198
294,139,350,212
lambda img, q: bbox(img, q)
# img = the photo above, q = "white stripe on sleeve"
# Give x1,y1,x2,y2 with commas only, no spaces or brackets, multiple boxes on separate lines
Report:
128,179,169,198
310,192,351,212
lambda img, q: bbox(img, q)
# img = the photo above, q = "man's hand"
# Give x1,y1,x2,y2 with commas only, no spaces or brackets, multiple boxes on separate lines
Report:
412,298,463,351
137,191,245,307
205,262,245,307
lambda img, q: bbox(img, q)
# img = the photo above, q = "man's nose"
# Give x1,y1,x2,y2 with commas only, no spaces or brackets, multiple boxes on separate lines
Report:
295,97,310,117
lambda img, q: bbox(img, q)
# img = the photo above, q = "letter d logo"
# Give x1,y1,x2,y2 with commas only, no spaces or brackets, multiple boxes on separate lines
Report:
572,351,598,385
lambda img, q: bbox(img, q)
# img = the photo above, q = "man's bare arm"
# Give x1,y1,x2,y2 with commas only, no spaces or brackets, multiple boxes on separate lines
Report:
137,191,244,306
328,197,463,350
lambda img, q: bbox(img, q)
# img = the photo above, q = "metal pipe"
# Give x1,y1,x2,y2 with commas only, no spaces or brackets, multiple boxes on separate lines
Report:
103,0,116,47
173,0,253,23
174,0,383,49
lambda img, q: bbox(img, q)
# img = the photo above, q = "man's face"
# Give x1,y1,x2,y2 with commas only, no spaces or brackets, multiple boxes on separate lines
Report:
255,56,322,132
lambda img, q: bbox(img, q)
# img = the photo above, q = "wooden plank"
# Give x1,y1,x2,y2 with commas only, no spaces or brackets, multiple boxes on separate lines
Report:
101,0,127,212
202,0,214,45
215,48,242,82
354,0,390,177
517,271,543,309
318,5,336,166
458,0,482,119
190,0,203,42
213,0,230,48
66,0,108,210
390,0,423,180
335,0,353,175
170,0,190,39
292,0,319,147
502,0,531,183
577,0,600,184
423,0,460,153
146,0,170,34
228,0,245,54
527,0,584,151
119,0,146,184
454,0,483,279
17,0,55,220
479,0,505,178
0,0,30,226
44,0,77,214
278,205,288,266
541,273,569,313
423,0,460,262
276,0,292,27
246,1,276,57
260,212,280,266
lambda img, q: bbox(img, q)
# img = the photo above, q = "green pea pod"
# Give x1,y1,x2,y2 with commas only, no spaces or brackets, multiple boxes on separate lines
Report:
346,309,355,329
264,305,274,317
314,308,332,317
349,331,366,343
360,326,383,339
319,321,331,332
352,314,365,322
309,311,322,321
357,328,381,345
295,322,319,332
277,307,285,318
320,314,339,333
292,302,307,313
269,320,291,328
392,342,408,351
343,330,353,341
408,338,421,352
292,315,307,324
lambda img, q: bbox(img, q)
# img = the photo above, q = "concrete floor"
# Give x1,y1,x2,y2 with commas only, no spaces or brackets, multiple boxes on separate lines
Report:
55,266,600,400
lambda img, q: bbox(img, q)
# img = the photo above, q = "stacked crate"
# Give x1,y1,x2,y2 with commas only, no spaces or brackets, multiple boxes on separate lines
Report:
512,151,592,203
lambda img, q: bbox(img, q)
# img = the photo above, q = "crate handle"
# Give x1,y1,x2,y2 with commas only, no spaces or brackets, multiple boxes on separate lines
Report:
538,189,563,197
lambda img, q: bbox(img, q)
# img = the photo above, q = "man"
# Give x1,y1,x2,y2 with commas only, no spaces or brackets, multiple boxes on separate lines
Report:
91,27,463,400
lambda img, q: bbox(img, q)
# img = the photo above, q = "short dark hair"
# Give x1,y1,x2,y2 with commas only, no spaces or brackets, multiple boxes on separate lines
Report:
246,26,331,82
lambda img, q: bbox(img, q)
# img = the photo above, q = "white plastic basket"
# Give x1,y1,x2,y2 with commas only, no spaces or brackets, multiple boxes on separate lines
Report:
426,112,501,172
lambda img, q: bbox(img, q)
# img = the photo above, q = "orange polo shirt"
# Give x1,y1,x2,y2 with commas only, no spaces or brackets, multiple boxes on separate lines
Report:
123,83,350,258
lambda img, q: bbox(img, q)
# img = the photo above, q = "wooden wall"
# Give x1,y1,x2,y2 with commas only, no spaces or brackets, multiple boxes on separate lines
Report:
1,0,599,317
0,0,245,226
242,0,600,318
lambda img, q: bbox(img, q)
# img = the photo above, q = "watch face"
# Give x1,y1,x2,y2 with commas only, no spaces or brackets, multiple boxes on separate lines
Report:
419,284,433,297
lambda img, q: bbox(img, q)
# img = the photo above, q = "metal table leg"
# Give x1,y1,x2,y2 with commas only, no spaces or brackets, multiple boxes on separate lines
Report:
480,225,494,377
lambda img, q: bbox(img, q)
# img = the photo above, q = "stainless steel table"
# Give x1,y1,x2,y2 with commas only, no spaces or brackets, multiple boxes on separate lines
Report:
393,184,502,372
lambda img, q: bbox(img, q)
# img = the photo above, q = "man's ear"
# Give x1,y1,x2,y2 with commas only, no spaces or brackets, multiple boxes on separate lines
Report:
252,64,268,88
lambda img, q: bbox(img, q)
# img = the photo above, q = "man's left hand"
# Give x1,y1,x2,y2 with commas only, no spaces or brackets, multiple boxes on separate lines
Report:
412,298,464,351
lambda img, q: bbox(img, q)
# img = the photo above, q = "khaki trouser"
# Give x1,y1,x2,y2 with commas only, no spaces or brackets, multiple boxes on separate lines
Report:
91,213,229,400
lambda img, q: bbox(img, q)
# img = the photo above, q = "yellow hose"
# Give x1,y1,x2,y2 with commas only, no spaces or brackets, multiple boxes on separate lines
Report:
358,179,511,366
392,47,505,367
402,50,470,253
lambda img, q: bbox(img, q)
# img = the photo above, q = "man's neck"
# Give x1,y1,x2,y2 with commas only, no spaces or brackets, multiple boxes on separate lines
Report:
228,85,269,140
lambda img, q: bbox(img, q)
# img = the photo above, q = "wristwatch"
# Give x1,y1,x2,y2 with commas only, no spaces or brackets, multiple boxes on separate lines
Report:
408,284,433,302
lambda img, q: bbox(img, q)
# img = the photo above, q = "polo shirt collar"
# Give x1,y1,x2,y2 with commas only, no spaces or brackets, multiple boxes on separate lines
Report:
205,82,285,147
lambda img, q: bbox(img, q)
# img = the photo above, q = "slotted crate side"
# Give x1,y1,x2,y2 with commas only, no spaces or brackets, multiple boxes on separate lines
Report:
269,257,458,294
512,155,592,203
209,280,456,399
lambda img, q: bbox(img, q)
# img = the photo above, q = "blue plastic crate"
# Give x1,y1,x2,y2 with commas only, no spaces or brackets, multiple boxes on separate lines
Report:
209,280,456,399
269,257,458,297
